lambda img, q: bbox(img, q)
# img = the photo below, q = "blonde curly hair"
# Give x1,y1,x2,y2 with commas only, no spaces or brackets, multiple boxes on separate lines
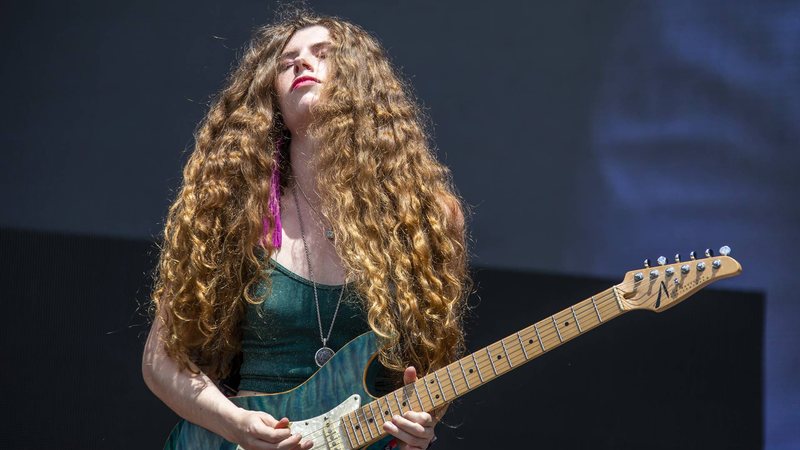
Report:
151,12,470,381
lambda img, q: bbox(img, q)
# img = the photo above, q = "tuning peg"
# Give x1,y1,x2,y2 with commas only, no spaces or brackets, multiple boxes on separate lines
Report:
705,248,714,257
675,253,681,263
644,258,650,268
719,245,731,256
657,256,667,266
690,251,696,260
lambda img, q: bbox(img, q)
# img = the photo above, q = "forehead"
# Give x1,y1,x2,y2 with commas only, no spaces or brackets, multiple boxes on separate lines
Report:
282,25,330,53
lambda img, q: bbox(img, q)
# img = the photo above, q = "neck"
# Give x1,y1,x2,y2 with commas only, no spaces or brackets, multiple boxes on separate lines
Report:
288,132,322,206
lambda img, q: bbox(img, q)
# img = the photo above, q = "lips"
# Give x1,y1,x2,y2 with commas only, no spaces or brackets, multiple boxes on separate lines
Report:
291,75,320,91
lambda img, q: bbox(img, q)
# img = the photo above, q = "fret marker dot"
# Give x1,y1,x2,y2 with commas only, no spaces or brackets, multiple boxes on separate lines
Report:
402,401,407,406
497,355,502,360
368,418,373,423
385,411,389,415
564,321,570,327
529,339,533,344
435,394,440,399
469,369,474,373
430,379,435,384
355,426,360,430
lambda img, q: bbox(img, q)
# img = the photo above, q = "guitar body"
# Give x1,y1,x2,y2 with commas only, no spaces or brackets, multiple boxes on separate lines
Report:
164,332,393,450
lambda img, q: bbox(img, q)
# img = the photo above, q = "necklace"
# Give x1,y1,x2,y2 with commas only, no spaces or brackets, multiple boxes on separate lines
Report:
294,181,335,241
292,187,345,367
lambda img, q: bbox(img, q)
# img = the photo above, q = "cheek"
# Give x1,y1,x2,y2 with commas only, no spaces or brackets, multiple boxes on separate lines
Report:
276,74,291,96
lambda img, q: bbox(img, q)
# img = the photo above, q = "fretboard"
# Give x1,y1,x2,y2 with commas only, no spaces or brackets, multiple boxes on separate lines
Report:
340,286,627,448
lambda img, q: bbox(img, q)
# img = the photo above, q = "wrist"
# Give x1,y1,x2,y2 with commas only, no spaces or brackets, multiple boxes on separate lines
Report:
218,405,247,443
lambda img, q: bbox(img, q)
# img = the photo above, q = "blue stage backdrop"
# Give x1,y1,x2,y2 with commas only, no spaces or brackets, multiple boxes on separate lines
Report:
1,1,797,448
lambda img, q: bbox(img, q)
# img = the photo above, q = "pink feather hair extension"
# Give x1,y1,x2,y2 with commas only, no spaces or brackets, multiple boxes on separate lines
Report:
265,139,283,248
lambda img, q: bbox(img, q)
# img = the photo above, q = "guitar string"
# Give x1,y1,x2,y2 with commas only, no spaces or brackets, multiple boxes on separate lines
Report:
333,276,694,446
343,276,700,444
342,295,624,440
292,288,628,445
344,275,710,446
326,299,626,447
290,270,712,445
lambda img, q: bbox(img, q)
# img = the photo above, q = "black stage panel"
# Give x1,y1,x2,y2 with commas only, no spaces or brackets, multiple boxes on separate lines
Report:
0,229,762,449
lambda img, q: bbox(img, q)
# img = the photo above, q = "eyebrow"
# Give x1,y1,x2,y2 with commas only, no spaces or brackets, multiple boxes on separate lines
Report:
279,41,332,60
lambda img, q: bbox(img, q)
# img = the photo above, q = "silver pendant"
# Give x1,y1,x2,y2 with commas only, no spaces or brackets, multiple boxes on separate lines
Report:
315,346,335,367
324,228,335,240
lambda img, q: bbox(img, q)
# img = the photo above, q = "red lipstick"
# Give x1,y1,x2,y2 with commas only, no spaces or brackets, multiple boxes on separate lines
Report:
291,75,320,91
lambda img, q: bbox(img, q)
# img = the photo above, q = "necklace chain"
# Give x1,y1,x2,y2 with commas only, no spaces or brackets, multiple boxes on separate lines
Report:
292,187,344,349
294,180,335,241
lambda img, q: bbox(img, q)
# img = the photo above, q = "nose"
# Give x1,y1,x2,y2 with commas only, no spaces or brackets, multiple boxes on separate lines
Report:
293,52,316,74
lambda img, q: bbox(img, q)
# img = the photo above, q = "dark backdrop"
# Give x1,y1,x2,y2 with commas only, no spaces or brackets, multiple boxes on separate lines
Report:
2,0,796,448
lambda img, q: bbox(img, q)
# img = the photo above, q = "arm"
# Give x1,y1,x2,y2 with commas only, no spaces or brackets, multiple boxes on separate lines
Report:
142,316,312,450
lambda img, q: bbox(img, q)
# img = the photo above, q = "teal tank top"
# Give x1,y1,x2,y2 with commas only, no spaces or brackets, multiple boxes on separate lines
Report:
238,259,371,393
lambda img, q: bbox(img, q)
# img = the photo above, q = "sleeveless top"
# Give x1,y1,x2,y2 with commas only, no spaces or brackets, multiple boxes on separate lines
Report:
238,259,372,393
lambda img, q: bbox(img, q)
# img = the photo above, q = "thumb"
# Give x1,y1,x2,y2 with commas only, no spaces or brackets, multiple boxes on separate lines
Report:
403,366,418,385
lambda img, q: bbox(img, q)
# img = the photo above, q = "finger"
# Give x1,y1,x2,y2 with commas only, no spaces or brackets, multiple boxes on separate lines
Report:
275,433,303,450
250,422,292,444
255,412,279,428
383,420,429,449
402,410,434,427
403,366,418,385
393,414,430,437
251,415,292,443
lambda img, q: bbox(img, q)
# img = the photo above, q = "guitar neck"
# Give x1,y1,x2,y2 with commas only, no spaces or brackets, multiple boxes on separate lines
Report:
342,285,626,448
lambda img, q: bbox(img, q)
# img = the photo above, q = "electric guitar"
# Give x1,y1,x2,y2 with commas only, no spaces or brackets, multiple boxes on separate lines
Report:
164,247,742,450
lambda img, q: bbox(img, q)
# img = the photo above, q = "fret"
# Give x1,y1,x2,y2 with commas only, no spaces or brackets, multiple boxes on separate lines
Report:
552,316,563,342
342,414,357,449
500,339,513,367
612,285,624,310
422,379,436,408
356,408,374,440
350,410,367,443
592,296,603,322
458,359,471,389
445,365,459,395
379,397,394,422
534,323,546,351
470,353,484,382
486,347,498,375
412,383,425,411
516,331,529,359
367,402,382,436
434,372,448,401
571,305,583,333
393,390,404,413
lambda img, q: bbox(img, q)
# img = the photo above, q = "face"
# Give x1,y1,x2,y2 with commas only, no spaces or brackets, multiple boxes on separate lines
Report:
275,25,331,133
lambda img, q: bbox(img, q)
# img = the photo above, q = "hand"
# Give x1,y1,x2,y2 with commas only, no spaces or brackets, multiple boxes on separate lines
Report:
382,366,438,450
227,409,313,450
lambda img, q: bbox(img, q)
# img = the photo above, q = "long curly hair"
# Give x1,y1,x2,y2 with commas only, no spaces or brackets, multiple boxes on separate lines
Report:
151,12,470,382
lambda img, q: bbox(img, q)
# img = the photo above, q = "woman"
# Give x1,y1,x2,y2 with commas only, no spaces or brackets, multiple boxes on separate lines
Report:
143,12,469,450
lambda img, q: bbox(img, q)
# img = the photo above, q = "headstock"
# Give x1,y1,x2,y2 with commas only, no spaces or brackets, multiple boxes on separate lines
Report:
616,246,742,312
